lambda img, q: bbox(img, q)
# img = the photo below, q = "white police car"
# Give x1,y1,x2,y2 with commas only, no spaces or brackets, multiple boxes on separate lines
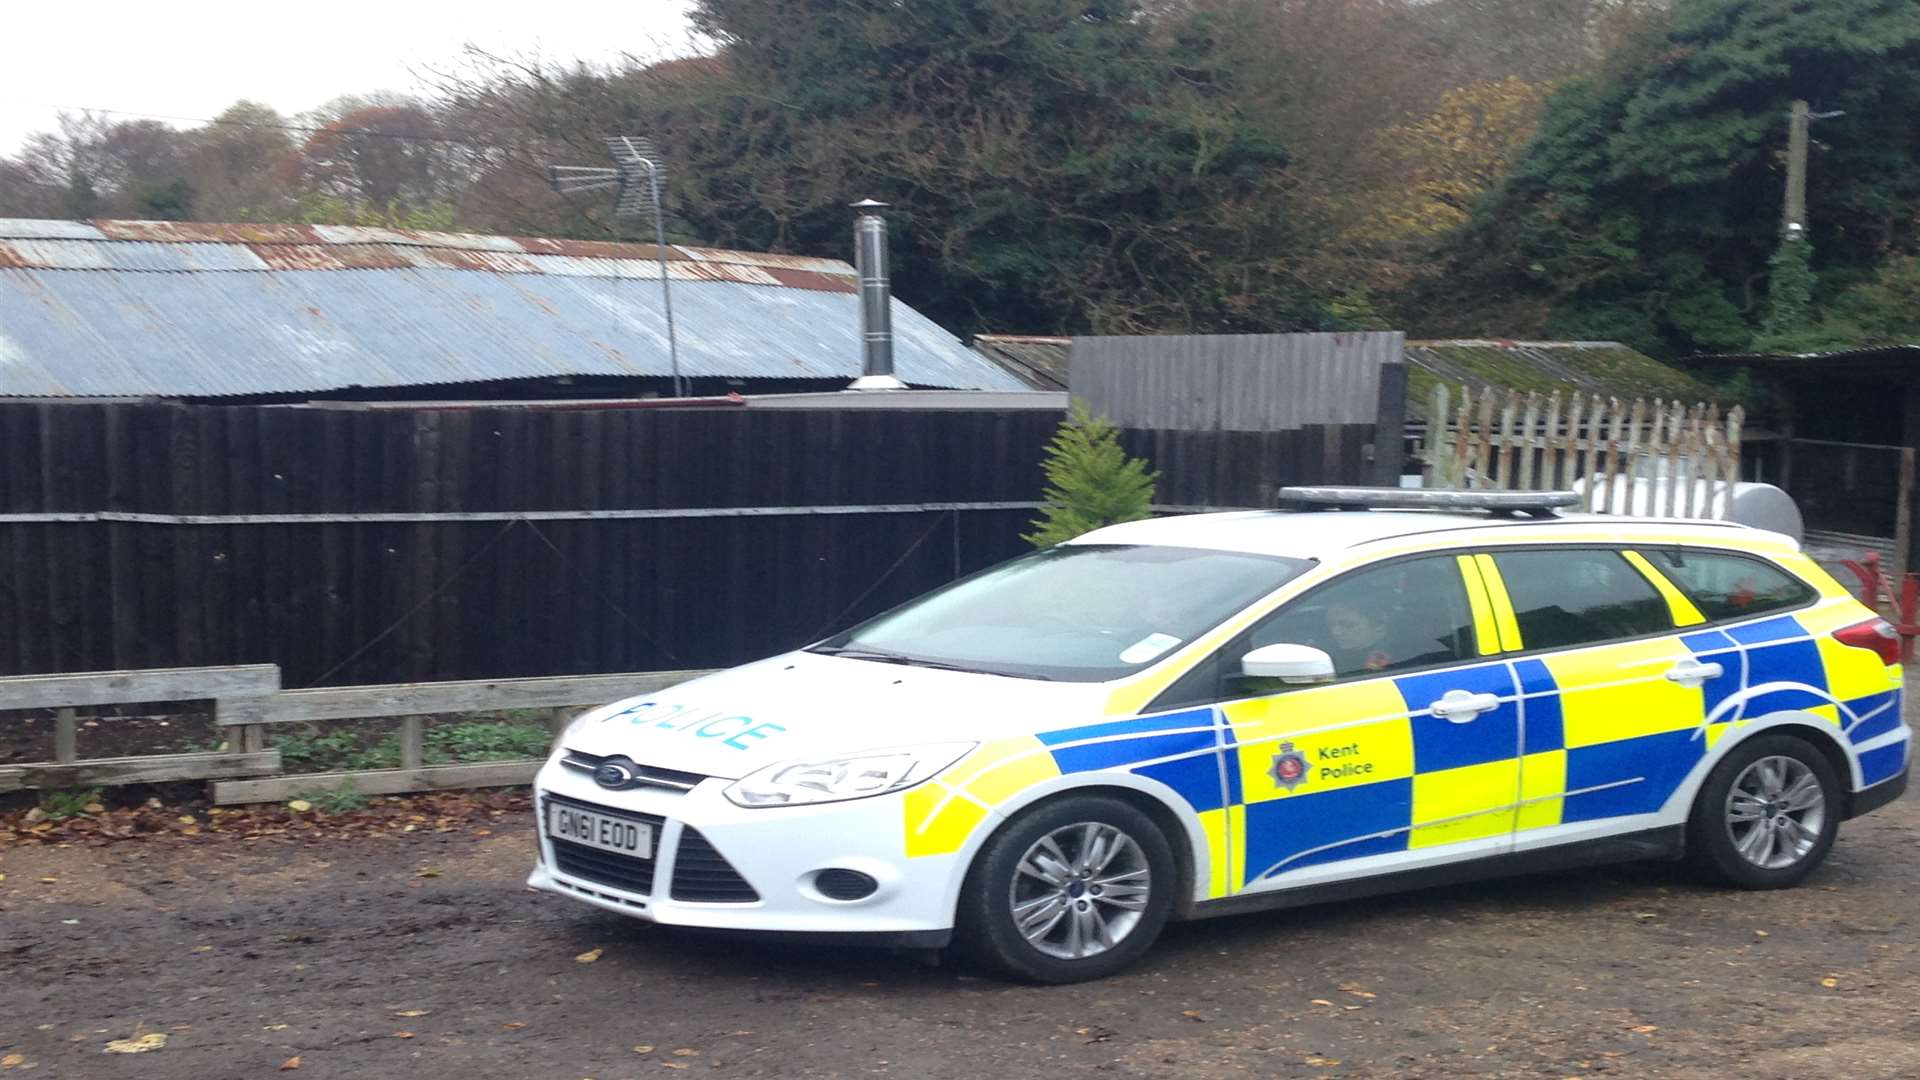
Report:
529,488,1910,982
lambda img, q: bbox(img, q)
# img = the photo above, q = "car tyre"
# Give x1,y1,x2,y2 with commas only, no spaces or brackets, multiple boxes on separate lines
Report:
1687,733,1841,889
954,794,1177,984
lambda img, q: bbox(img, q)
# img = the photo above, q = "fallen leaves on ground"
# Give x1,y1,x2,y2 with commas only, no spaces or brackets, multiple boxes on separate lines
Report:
392,1031,415,1039
1,1054,26,1068
575,947,604,964
633,1045,655,1054
392,1009,429,1018
0,790,531,850
279,1055,301,1070
502,1022,526,1031
103,1032,168,1054
1821,976,1840,988
1627,1024,1659,1034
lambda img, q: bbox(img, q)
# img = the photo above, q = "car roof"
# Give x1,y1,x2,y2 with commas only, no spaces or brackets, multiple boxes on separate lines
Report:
1069,509,1782,562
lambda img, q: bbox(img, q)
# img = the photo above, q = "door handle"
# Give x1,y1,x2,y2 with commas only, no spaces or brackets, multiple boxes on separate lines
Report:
1429,689,1502,723
1665,659,1725,687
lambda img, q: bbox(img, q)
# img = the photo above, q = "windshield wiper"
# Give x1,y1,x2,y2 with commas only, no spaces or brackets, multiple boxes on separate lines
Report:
808,645,1052,680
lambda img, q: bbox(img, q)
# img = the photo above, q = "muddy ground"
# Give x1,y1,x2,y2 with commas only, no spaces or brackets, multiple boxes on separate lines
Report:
2,784,1915,1079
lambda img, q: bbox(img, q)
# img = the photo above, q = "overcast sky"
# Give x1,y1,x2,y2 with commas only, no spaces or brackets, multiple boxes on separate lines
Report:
0,0,700,155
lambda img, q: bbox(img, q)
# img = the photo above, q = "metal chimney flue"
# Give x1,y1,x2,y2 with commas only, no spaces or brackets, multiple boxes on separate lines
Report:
848,198,906,391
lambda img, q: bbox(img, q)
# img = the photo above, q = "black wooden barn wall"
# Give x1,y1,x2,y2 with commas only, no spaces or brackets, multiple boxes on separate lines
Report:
0,402,1381,686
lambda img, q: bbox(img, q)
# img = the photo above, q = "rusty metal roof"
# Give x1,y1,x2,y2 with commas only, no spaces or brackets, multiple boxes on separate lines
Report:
1404,340,1716,421
0,218,1027,397
971,334,1071,391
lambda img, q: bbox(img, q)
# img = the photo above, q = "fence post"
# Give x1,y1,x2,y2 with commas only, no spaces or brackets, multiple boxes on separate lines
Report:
400,716,424,772
54,707,77,764
1896,447,1915,586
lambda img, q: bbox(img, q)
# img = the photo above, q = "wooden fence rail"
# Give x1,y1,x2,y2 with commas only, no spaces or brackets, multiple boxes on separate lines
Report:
1416,385,1745,518
2,665,714,804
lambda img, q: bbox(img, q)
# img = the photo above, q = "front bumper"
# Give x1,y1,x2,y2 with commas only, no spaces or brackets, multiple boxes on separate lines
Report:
527,756,969,944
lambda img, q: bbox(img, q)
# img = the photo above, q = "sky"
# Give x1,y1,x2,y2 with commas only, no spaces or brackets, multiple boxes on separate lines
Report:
0,0,700,155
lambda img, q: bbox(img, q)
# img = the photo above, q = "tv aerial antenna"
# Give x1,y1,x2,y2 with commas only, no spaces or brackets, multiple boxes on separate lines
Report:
548,137,685,397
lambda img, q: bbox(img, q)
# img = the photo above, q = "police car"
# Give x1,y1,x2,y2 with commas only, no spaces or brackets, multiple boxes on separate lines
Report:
529,488,1911,982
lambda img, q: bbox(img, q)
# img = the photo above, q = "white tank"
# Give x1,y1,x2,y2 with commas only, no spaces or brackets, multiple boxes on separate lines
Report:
1572,476,1803,544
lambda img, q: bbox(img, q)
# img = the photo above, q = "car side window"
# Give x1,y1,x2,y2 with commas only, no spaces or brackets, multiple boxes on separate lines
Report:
1244,555,1477,681
1640,548,1816,621
1487,548,1671,650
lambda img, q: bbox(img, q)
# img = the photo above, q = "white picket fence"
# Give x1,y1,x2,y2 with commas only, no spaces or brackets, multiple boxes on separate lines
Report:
1416,385,1745,518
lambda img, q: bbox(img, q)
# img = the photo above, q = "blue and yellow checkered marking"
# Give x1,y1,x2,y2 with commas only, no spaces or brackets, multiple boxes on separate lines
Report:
998,600,1899,896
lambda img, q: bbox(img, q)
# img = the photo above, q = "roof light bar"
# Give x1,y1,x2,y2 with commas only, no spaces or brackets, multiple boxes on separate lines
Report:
1276,487,1580,517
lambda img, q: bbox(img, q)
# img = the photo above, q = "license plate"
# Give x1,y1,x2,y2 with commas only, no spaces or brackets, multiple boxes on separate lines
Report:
547,802,653,860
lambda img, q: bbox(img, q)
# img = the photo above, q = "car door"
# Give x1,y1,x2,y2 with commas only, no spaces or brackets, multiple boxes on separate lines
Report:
1475,546,1710,845
1207,551,1525,893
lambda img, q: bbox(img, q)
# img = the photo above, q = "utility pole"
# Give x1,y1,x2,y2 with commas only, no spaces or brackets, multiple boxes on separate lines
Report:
1783,99,1810,239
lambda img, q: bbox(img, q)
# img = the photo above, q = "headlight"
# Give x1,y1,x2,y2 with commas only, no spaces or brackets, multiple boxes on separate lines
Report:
724,743,975,808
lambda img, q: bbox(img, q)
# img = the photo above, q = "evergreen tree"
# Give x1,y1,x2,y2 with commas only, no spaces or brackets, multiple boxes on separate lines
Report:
1420,0,1920,356
1025,401,1159,548
667,0,1314,336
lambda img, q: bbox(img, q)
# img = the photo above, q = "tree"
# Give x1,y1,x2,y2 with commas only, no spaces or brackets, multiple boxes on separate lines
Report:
663,0,1314,335
1418,0,1920,356
277,98,457,217
1360,78,1551,242
1025,401,1159,548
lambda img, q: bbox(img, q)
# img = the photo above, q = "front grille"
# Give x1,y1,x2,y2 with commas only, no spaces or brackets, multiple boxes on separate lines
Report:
544,794,666,897
670,829,760,903
560,750,707,793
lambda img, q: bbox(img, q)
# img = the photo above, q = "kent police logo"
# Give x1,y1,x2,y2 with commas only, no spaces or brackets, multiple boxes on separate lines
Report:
1270,741,1309,792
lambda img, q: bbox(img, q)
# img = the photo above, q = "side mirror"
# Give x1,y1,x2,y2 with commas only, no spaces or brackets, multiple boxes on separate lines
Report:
1240,643,1336,684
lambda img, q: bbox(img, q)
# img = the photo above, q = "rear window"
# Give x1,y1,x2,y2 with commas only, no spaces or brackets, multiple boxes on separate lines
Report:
1489,548,1672,650
1639,548,1816,621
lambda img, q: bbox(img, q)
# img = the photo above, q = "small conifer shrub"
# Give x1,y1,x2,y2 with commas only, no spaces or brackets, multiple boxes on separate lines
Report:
1024,400,1159,548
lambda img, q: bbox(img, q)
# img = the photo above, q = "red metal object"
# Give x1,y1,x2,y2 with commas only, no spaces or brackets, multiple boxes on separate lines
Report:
1839,551,1920,661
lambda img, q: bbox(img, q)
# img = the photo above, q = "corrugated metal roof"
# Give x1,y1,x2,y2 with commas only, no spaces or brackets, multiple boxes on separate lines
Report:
0,217,1025,397
1403,340,1716,421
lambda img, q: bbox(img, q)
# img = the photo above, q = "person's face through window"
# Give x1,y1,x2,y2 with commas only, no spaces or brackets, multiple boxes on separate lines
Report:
1326,601,1385,653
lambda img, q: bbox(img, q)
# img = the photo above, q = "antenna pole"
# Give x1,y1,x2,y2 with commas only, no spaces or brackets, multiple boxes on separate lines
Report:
639,154,684,398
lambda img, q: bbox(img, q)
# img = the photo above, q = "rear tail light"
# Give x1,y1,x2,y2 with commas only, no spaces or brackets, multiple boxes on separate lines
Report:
1833,617,1903,666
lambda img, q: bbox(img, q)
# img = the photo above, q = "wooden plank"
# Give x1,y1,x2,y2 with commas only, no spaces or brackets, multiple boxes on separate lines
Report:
1423,383,1449,486
1517,392,1540,492
0,664,280,711
236,669,719,725
0,750,281,793
1565,393,1587,493
1663,403,1687,517
1620,399,1647,515
1451,386,1473,488
1472,389,1495,486
1542,391,1563,491
211,759,541,805
1496,391,1518,489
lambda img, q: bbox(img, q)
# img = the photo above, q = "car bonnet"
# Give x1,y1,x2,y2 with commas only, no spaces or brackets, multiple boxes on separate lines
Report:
558,650,1110,780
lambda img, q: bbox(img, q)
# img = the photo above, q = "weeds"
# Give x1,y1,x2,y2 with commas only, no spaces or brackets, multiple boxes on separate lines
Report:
273,718,552,773
38,787,103,819
297,780,370,815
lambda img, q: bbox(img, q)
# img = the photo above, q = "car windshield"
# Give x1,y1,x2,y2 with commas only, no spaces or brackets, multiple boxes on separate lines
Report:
812,544,1313,682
